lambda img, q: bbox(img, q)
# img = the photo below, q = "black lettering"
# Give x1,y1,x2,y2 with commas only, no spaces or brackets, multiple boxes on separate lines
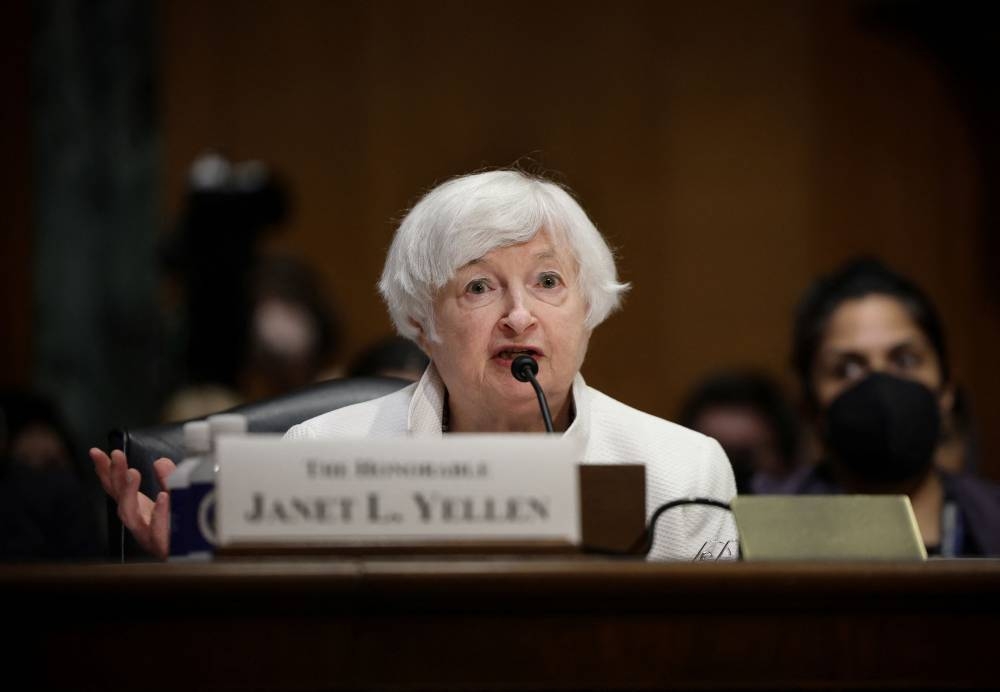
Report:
482,497,497,521
367,493,402,523
315,496,354,522
291,498,312,520
270,499,290,522
244,492,264,522
411,492,433,521
244,494,360,524
527,498,550,520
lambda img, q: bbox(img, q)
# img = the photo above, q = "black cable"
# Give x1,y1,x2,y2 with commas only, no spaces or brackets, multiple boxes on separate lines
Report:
525,373,554,433
511,355,554,433
584,497,733,557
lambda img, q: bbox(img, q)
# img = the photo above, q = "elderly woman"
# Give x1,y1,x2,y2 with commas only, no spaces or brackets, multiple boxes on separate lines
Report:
91,170,738,560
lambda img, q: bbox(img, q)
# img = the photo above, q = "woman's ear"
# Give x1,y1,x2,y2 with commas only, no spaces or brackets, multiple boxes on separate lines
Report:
409,318,431,355
939,381,956,416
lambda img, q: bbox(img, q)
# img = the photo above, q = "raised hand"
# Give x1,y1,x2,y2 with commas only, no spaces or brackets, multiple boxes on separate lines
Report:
90,448,176,560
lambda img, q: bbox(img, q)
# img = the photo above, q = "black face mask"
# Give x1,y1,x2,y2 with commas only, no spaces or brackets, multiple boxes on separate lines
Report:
823,373,941,485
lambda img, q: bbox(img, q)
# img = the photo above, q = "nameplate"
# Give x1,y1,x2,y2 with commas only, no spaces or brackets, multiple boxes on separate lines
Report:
215,434,582,546
732,495,927,561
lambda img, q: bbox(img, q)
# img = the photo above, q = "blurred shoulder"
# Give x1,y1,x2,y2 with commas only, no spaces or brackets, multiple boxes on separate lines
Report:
284,383,417,439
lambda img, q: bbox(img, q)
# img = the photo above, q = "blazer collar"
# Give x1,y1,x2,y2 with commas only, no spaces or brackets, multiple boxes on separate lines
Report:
407,362,590,438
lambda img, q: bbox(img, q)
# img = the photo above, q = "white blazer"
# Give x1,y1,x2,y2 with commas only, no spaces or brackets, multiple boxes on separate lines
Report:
286,364,739,560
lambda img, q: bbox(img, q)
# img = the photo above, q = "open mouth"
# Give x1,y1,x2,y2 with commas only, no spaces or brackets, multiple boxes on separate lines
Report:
493,347,542,361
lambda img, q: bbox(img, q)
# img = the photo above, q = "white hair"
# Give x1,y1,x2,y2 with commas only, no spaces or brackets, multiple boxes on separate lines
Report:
379,170,630,341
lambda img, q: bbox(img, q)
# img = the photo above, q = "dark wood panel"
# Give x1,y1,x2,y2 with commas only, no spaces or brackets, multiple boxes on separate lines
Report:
5,559,999,690
160,1,1000,480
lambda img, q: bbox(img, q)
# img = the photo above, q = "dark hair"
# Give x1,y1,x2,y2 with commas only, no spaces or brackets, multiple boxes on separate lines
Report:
791,257,949,411
678,370,800,467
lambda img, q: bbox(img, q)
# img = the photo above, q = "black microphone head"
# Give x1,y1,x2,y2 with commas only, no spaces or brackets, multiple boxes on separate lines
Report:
511,354,539,382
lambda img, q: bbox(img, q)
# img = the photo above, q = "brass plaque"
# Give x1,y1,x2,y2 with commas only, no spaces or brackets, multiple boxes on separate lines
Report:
732,495,927,561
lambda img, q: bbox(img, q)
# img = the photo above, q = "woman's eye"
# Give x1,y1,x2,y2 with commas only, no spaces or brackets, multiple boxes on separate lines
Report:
465,279,490,295
834,359,867,381
538,272,562,289
893,350,921,370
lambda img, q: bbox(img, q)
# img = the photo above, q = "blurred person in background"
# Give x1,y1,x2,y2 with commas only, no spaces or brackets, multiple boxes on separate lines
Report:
347,335,430,382
0,390,105,561
159,153,343,421
238,254,344,400
679,370,805,495
935,386,979,475
791,257,999,557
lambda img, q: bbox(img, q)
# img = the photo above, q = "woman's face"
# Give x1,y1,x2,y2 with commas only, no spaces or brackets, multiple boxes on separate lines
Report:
417,232,591,427
811,294,951,411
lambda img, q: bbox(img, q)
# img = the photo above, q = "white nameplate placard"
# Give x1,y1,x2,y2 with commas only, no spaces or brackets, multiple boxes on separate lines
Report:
215,434,582,546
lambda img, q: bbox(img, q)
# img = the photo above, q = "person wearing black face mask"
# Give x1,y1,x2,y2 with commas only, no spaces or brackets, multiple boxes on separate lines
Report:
790,258,1000,557
823,373,942,486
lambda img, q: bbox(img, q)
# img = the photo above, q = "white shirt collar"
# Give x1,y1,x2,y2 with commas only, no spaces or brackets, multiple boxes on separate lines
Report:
407,362,591,438
407,362,448,435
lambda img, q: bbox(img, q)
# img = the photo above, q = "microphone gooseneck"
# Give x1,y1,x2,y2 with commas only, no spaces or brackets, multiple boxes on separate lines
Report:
511,355,554,433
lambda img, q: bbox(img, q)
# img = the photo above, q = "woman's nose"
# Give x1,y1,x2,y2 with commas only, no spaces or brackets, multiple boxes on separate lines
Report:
500,291,536,334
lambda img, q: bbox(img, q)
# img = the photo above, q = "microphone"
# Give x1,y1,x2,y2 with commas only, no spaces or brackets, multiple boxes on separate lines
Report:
511,355,554,433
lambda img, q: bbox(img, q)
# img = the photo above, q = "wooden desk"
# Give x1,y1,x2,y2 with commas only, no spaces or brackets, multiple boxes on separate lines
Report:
4,558,999,690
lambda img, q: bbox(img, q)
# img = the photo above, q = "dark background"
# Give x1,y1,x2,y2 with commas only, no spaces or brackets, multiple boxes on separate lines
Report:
2,0,998,481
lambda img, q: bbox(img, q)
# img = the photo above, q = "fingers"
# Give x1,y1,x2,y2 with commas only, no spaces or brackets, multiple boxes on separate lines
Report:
153,457,177,492
108,449,130,502
98,448,166,559
149,491,171,560
120,468,166,556
89,448,114,496
116,467,144,531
